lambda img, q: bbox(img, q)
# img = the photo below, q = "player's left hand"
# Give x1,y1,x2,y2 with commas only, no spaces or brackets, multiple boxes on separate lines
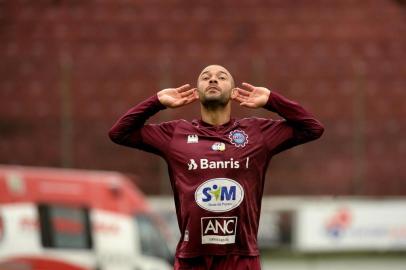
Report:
231,82,271,108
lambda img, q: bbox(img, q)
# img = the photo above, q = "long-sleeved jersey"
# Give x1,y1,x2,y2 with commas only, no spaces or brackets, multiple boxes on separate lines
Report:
108,91,324,258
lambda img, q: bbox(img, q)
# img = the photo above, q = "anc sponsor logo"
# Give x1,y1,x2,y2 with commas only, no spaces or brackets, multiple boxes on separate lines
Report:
195,178,244,212
201,216,237,244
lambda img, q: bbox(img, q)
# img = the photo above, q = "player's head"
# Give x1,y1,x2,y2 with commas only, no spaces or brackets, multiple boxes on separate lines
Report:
197,64,235,108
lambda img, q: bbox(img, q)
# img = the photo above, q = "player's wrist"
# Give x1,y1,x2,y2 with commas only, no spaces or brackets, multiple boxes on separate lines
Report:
261,89,273,108
154,93,168,110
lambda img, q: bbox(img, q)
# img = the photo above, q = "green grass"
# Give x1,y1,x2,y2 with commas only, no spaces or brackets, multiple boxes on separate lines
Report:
260,248,406,260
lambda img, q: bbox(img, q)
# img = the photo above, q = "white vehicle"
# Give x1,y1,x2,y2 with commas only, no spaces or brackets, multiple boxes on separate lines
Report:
0,165,172,270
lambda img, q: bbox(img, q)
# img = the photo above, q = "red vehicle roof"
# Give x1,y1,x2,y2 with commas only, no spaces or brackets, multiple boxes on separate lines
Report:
0,165,150,215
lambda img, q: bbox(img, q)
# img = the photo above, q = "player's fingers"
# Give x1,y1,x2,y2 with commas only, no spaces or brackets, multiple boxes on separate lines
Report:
233,95,246,103
180,88,196,98
238,93,249,100
184,95,198,105
235,87,251,97
188,91,199,100
241,82,256,92
176,84,191,92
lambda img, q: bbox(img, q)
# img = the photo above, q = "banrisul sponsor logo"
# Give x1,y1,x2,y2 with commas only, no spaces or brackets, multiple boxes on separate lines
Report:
187,158,240,170
201,217,237,244
195,178,244,212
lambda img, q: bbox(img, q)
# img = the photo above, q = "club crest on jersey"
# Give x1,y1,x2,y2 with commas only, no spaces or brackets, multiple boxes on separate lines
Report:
187,134,199,144
229,130,248,148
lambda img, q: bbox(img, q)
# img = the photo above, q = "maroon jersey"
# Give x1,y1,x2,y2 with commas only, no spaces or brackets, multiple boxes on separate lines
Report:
109,91,324,258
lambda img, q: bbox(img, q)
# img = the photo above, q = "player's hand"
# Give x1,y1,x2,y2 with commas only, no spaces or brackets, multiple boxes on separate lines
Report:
231,82,271,108
157,84,198,108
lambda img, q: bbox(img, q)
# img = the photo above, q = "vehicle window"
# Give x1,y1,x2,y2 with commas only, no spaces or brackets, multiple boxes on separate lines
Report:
135,214,171,262
38,204,92,249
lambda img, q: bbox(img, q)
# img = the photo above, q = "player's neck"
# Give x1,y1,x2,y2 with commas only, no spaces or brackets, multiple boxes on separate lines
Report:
200,103,231,126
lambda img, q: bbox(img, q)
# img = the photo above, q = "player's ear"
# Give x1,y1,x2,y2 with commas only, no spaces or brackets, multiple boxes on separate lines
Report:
231,88,237,100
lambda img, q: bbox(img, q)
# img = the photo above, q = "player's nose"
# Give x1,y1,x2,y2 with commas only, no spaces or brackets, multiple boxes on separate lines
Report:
209,78,218,84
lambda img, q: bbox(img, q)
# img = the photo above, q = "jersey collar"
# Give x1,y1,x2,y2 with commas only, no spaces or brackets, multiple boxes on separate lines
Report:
192,118,238,131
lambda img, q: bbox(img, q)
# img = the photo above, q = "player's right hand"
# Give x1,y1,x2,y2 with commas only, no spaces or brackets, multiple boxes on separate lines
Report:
157,84,198,108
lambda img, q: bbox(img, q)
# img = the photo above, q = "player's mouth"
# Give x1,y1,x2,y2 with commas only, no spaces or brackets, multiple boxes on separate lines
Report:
206,86,221,93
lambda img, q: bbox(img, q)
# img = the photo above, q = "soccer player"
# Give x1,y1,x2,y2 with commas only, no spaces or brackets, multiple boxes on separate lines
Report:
109,65,324,270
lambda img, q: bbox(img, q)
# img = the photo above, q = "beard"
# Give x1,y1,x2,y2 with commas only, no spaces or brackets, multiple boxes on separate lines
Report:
199,90,230,110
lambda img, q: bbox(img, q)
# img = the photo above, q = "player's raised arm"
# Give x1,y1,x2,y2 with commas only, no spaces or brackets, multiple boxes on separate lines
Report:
108,84,198,155
233,82,324,154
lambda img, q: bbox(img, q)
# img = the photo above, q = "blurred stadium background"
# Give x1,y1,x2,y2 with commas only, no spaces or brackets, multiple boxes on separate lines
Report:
1,0,406,269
